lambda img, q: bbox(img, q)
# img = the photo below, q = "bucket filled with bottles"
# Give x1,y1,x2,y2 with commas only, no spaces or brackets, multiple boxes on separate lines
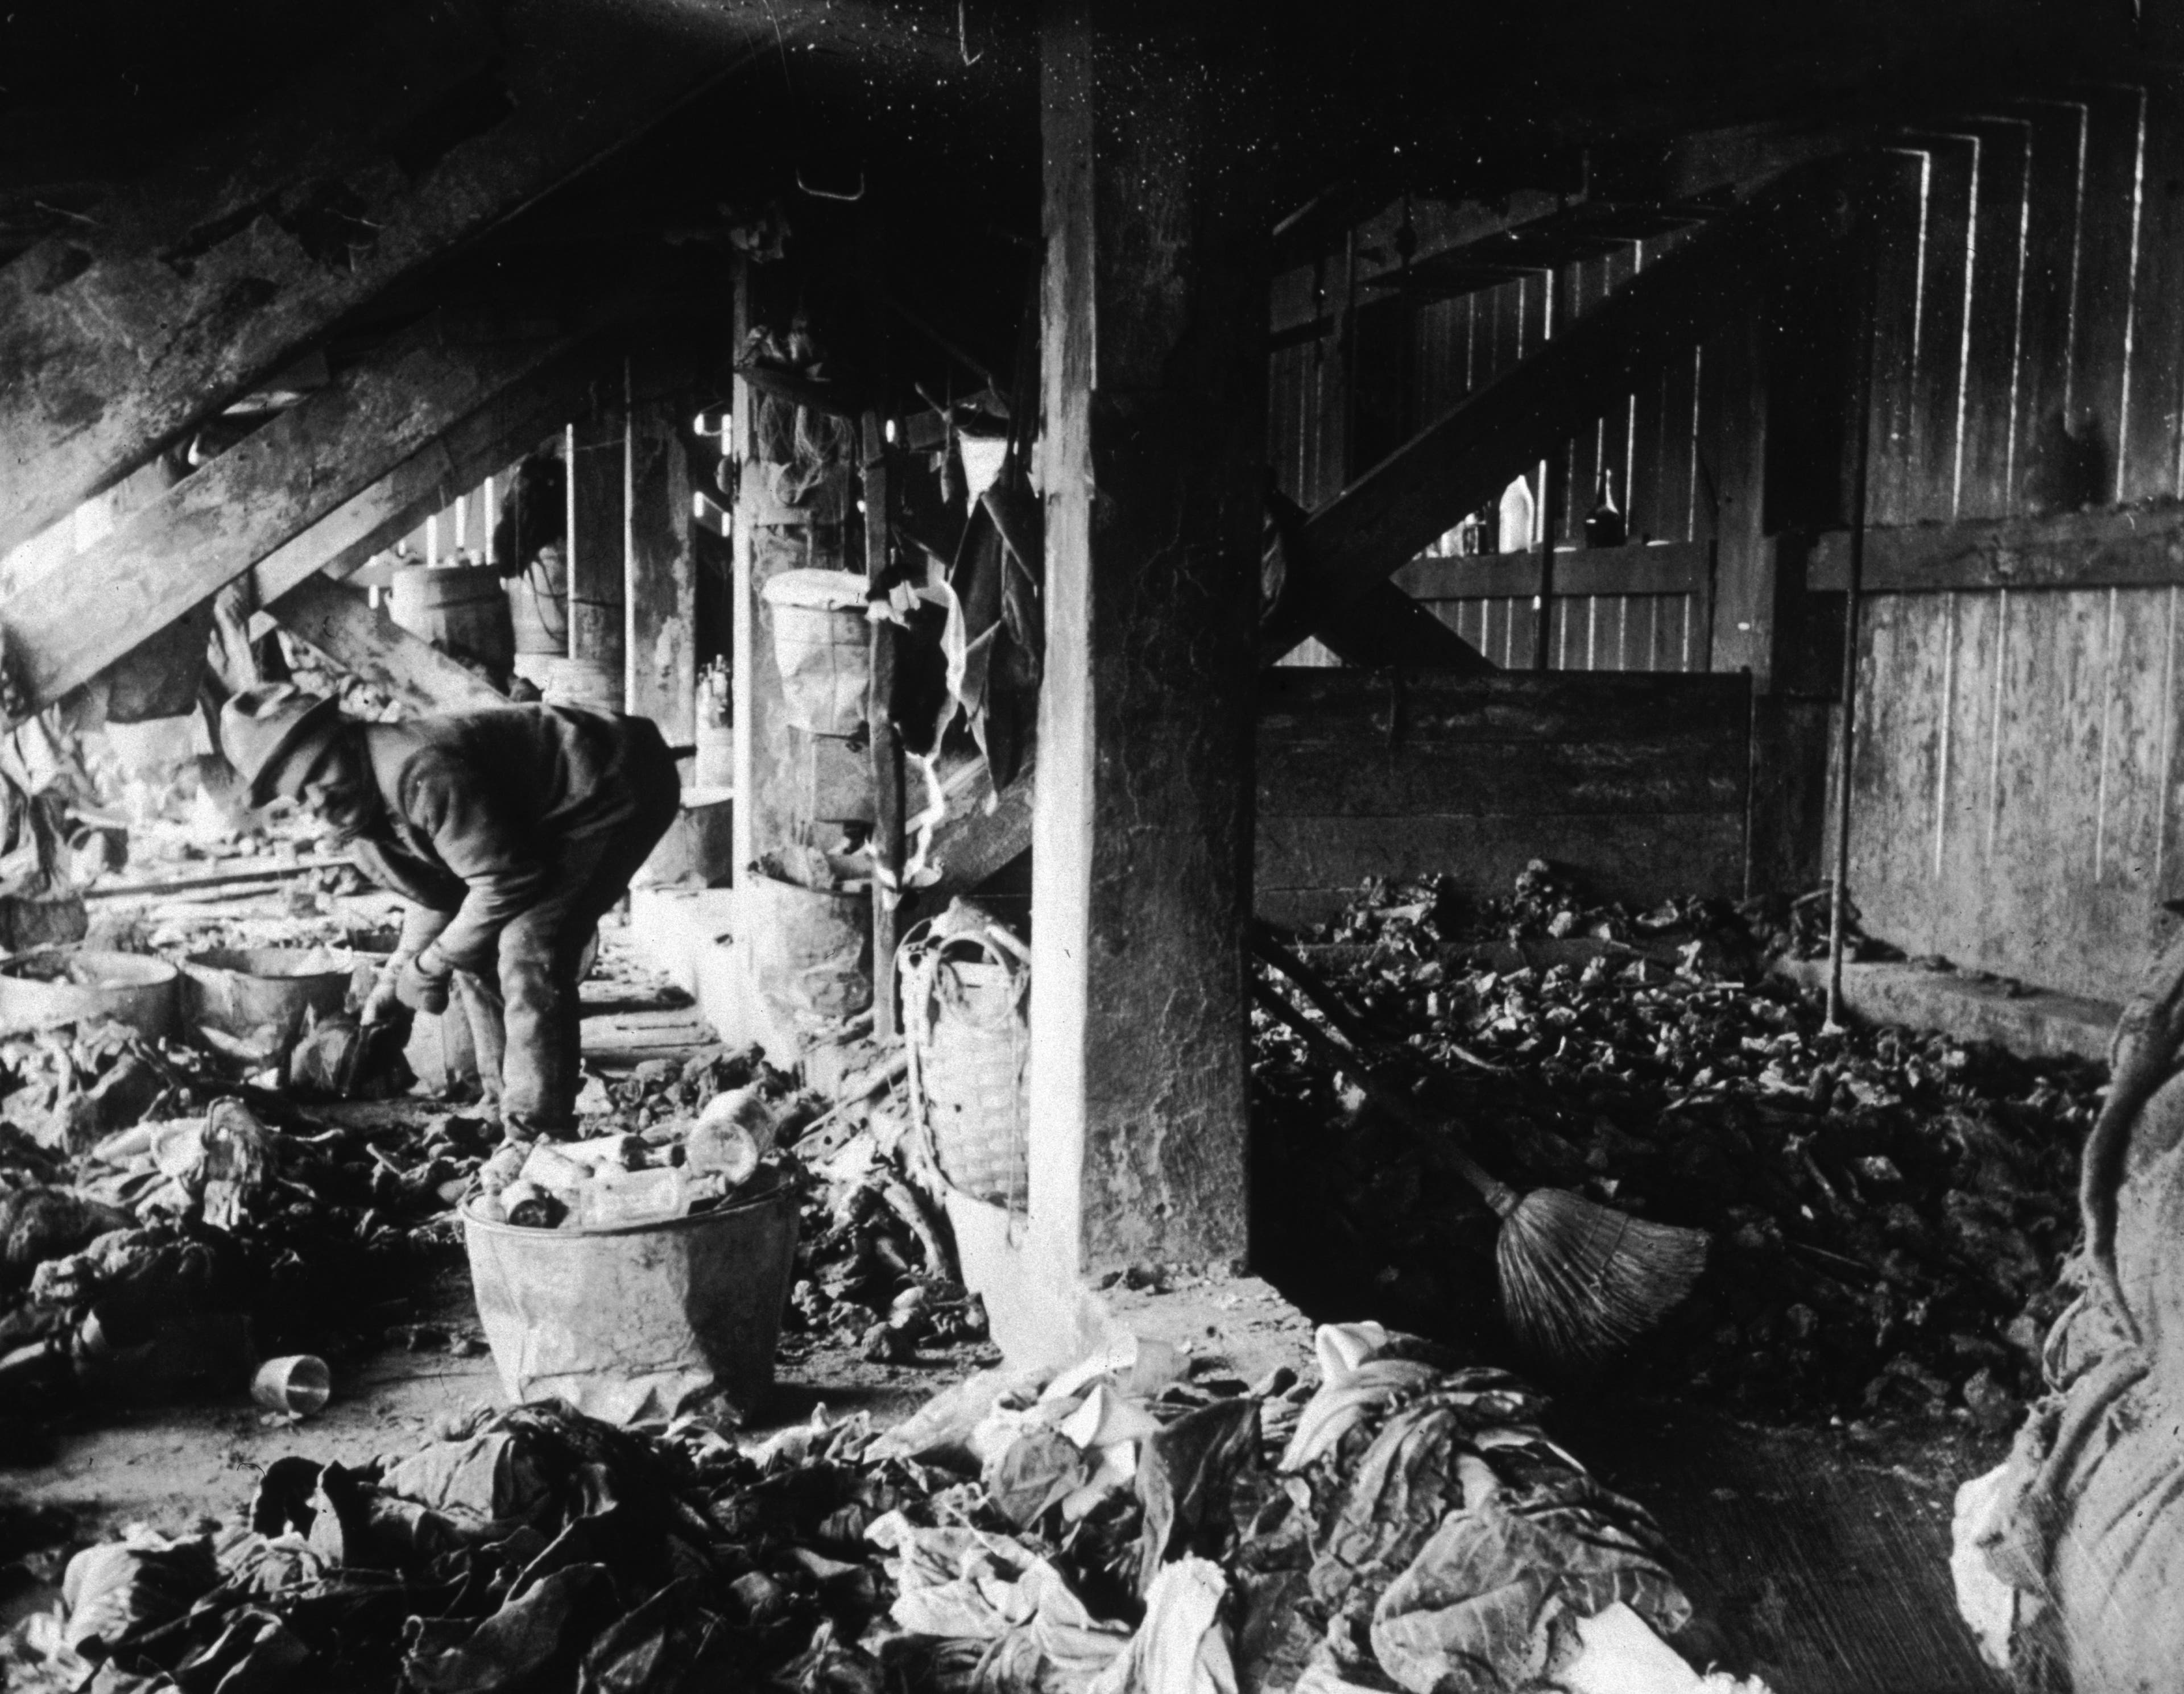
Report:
460,1090,796,1422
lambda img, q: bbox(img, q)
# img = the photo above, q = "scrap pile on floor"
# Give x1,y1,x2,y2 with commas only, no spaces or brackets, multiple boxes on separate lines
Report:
1252,867,2101,1430
0,1018,981,1427
0,1071,493,1415
1,1323,1764,1694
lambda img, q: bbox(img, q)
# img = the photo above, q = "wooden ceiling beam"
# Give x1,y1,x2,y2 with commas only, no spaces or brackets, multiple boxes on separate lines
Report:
242,333,626,614
1,308,631,718
0,0,747,558
1261,165,1851,657
266,578,508,715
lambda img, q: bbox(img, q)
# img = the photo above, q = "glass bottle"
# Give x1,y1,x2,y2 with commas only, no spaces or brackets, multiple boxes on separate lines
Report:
1584,467,1627,548
1498,477,1536,553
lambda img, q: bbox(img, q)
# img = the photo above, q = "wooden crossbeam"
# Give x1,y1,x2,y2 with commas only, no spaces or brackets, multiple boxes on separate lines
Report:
1298,580,1501,672
2,313,619,717
1802,506,2184,594
243,332,615,614
270,577,508,715
0,0,741,557
1261,165,1848,659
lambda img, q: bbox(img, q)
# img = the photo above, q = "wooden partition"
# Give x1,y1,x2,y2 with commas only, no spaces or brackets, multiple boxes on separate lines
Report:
1392,541,1711,672
1818,77,2184,1003
1257,669,1752,923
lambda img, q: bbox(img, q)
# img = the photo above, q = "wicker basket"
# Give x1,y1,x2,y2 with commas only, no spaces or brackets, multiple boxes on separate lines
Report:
900,911,1031,1210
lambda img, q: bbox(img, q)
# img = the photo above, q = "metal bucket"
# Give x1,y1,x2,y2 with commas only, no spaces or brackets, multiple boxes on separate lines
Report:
0,947,177,1039
462,1167,798,1423
508,556,568,655
179,947,362,1063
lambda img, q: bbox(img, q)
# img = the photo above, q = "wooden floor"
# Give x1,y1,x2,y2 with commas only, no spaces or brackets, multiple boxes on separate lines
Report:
1552,1398,2005,1694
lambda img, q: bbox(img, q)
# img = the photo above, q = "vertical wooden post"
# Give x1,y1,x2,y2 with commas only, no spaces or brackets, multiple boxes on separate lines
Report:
623,358,638,711
563,423,580,662
568,388,626,694
730,259,756,885
1325,229,1358,498
1706,309,1774,684
625,384,698,743
863,411,905,1039
1827,226,1881,1029
1534,267,1568,670
1031,0,1265,1276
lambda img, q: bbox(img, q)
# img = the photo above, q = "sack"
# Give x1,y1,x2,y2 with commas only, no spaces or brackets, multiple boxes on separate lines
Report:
1961,937,2184,1693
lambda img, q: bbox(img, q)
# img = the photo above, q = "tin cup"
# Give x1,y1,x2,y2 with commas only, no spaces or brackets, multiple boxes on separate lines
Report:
251,1354,331,1417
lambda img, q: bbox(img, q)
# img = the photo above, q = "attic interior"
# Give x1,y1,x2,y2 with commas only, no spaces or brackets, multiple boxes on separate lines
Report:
0,2,2179,1692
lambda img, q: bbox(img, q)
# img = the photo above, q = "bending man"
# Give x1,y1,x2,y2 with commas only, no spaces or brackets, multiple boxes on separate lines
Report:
221,684,680,1140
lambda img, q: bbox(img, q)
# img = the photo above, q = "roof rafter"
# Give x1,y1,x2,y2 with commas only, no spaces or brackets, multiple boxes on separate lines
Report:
0,0,753,557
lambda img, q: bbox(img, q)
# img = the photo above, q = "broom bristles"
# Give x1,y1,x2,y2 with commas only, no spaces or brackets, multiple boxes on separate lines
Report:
1496,1188,1710,1369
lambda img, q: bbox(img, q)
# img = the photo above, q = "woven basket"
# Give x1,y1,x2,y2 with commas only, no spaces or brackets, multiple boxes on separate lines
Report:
900,913,1031,1210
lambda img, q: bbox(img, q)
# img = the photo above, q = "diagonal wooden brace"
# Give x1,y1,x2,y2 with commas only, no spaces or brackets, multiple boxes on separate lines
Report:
3,314,625,719
1261,166,1848,659
0,0,739,557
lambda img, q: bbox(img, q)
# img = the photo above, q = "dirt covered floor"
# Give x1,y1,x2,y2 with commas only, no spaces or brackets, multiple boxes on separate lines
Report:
0,786,2061,1693
1252,866,2099,1434
0,780,1001,1675
1247,867,2099,1692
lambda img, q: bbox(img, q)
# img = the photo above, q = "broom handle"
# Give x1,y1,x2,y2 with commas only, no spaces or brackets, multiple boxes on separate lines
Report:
1251,925,1395,1054
1253,923,1508,1079
1251,975,1520,1216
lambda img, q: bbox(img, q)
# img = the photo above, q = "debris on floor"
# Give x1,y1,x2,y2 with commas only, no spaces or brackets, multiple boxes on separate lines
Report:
1252,866,2101,1428
0,1322,1771,1694
0,851,980,1439
780,1066,988,1369
0,1085,495,1420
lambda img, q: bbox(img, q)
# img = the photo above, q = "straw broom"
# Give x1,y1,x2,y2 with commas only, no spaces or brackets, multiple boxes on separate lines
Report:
1250,946,1709,1370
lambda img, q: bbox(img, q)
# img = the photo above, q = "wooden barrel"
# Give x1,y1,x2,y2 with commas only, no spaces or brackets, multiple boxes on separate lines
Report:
514,653,623,712
390,565,516,672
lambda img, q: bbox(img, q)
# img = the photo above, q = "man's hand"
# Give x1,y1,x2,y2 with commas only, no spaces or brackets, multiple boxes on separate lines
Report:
393,951,452,1016
359,969,405,1027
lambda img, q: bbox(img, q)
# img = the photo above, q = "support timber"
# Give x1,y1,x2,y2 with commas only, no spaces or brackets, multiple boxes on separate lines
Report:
1024,0,1264,1284
624,396,697,742
0,0,735,558
269,578,508,715
1,316,623,717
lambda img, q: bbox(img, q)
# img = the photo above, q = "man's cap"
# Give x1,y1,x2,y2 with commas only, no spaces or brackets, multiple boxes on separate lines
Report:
219,683,345,807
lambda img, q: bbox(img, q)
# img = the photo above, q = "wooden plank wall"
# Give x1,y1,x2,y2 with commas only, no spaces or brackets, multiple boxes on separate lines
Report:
1267,231,1731,671
1257,669,1752,922
1844,78,2184,1002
